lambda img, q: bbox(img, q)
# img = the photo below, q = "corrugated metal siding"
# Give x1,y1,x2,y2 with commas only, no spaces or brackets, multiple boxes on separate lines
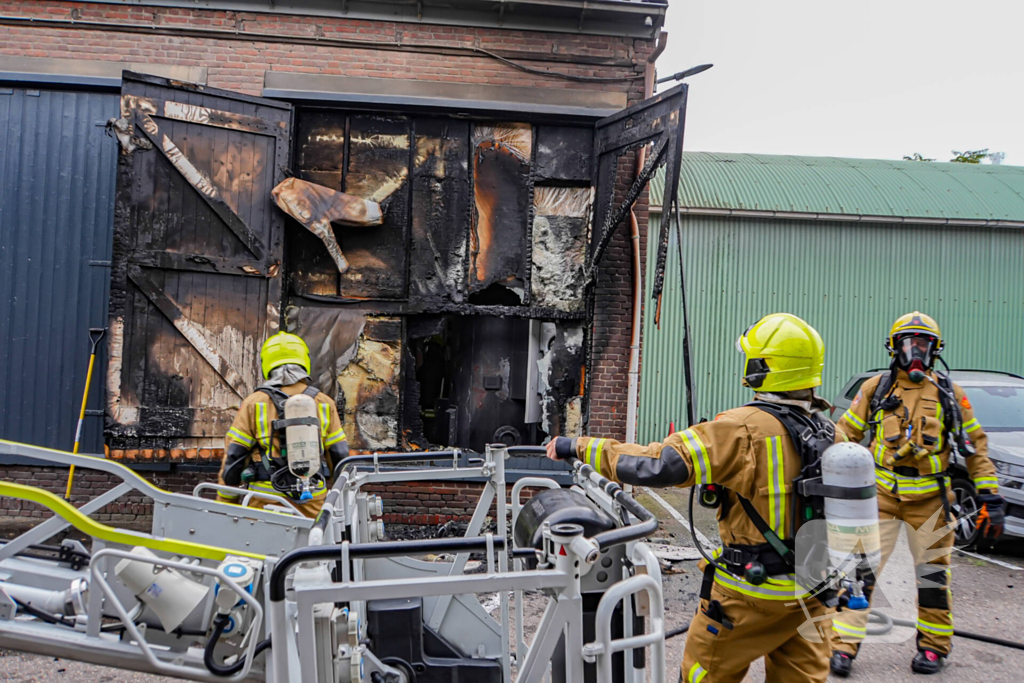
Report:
0,88,118,452
638,212,1024,442
649,153,1024,221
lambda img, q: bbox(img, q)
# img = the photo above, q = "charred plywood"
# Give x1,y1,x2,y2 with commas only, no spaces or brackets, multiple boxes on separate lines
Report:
410,119,470,302
341,116,411,298
290,111,348,296
470,123,533,301
285,305,367,404
337,317,402,450
295,110,346,190
451,316,531,452
537,323,585,439
530,187,592,312
535,126,593,184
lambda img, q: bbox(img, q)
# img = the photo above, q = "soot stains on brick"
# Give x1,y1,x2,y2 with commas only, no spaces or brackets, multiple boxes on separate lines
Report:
469,123,532,300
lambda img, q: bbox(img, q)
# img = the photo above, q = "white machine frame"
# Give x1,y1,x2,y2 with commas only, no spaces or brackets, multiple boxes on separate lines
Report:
0,439,666,683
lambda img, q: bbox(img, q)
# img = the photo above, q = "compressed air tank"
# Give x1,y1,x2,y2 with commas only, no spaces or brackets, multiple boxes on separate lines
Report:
821,443,881,580
284,393,321,481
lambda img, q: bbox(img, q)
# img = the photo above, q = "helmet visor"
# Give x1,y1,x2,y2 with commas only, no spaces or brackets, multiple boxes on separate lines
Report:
896,335,934,368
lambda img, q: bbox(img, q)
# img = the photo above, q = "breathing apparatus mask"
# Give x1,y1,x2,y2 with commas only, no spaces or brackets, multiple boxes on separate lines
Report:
894,334,935,383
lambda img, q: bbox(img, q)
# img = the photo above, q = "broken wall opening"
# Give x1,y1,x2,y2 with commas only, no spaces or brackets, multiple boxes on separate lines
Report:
404,315,585,453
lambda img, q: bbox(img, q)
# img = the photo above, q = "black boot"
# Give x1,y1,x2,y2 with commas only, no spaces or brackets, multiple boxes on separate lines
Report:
830,652,853,677
911,649,946,674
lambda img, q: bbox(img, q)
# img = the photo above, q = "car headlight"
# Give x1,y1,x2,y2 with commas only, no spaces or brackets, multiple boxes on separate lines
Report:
993,460,1024,489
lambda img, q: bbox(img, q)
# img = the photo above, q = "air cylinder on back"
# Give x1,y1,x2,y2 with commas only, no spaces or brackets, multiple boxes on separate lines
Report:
284,393,321,500
822,442,881,604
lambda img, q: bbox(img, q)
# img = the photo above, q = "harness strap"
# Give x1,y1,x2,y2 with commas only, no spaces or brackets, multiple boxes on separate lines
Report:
272,416,320,430
257,386,290,414
700,562,716,600
736,495,793,562
869,368,966,452
719,542,794,576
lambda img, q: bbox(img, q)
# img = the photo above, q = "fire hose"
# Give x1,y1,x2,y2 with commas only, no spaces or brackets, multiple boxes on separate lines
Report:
661,604,1023,652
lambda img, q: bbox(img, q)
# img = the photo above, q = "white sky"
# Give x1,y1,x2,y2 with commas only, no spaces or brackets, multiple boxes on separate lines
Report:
656,1,1024,164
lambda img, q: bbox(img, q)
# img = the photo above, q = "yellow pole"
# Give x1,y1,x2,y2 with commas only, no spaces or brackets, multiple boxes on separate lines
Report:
65,329,105,500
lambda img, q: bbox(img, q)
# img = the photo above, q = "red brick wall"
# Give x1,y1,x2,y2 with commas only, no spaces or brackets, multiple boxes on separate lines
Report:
0,2,643,95
0,1,652,522
0,465,536,528
0,465,209,527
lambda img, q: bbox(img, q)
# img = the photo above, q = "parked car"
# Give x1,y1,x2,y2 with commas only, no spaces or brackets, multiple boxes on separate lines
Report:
833,370,1024,547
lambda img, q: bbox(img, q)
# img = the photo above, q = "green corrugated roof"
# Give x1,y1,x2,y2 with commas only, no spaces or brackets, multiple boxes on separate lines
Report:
649,152,1024,222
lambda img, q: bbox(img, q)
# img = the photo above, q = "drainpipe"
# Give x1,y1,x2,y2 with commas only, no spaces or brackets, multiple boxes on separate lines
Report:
625,31,668,445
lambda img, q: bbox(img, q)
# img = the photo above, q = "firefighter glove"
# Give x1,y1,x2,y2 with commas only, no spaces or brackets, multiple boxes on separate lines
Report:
976,492,1005,540
546,437,576,461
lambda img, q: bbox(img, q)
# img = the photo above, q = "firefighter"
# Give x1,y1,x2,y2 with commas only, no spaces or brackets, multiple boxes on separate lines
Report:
828,312,1003,676
547,313,844,683
216,332,349,518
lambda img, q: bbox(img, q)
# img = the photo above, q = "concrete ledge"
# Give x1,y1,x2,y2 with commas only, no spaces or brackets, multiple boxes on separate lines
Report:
0,56,207,88
264,72,626,118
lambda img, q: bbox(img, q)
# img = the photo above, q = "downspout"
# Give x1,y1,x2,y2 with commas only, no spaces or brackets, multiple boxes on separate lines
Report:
625,30,668,445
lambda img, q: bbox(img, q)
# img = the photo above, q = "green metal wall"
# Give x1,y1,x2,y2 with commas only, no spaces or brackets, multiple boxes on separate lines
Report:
637,213,1024,443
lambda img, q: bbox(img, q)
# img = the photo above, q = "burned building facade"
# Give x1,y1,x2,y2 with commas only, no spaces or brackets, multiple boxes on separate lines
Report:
0,1,682,518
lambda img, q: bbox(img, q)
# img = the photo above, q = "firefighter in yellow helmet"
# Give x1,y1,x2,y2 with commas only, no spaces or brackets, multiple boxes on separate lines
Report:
828,313,1002,676
216,332,349,518
548,313,845,683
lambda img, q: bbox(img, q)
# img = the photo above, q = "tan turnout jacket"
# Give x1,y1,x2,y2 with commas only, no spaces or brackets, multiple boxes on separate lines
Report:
217,381,346,515
572,397,845,601
836,369,998,497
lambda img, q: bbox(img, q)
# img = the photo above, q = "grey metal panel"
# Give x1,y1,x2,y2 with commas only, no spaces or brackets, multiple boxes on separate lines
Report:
0,87,118,452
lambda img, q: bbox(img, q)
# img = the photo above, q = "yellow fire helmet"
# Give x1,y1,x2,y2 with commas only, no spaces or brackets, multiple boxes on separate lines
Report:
886,311,943,356
736,313,824,392
260,332,311,379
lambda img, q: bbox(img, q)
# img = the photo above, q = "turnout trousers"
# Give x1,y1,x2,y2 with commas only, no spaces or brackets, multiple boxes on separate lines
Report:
680,581,830,683
829,488,955,656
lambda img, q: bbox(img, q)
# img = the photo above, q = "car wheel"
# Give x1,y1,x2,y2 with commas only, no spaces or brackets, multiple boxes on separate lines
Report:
951,477,981,548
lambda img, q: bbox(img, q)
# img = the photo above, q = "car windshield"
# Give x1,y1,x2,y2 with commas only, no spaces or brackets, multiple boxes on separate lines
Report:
961,385,1024,431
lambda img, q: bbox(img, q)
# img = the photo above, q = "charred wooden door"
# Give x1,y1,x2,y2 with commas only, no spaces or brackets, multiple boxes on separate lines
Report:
589,84,687,280
108,73,291,449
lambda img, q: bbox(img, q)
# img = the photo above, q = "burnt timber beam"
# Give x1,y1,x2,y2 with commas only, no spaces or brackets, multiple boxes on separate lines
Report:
133,117,268,261
127,266,251,399
160,98,282,136
129,251,274,278
295,294,589,322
